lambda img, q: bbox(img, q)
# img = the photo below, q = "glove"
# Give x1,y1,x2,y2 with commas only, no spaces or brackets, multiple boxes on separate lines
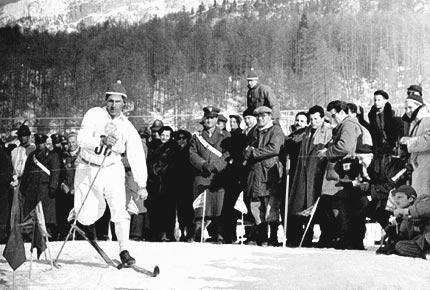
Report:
48,187,56,199
136,187,148,200
202,163,216,177
61,182,70,194
243,148,252,161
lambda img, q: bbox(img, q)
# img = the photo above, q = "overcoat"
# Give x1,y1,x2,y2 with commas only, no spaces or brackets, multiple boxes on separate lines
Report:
189,127,230,217
20,147,61,224
404,106,430,197
289,123,332,214
245,123,285,198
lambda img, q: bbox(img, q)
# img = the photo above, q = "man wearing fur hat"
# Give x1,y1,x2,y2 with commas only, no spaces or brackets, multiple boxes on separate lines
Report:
400,85,430,198
189,106,231,243
246,68,280,122
74,80,148,265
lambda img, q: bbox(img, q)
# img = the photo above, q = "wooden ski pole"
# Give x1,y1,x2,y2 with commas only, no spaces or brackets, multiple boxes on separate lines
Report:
283,156,290,248
200,190,207,243
29,251,33,279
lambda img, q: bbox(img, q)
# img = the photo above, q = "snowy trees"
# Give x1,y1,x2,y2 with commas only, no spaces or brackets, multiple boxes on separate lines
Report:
0,1,429,130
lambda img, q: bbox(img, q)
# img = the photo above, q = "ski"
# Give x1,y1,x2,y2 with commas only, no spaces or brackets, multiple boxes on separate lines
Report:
114,259,160,277
55,225,159,277
73,225,117,267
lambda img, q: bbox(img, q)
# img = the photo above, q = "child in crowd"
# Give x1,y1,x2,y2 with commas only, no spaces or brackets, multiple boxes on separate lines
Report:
377,185,430,259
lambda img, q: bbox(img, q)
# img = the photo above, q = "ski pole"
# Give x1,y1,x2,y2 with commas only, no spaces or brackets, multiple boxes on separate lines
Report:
54,153,108,264
283,156,290,247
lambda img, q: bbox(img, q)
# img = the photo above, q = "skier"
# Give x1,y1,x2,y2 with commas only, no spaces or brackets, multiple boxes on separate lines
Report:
74,80,148,266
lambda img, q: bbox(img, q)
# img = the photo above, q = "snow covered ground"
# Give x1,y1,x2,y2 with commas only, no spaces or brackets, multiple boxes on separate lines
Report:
1,241,430,289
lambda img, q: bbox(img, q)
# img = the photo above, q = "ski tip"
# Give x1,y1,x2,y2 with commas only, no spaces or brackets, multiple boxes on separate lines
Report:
152,266,160,277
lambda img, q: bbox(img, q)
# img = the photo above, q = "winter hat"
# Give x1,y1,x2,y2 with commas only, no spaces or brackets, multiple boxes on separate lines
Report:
374,90,389,100
150,120,164,132
217,115,227,123
246,68,258,81
243,108,255,117
17,124,31,137
253,106,272,115
391,185,417,199
51,133,63,145
203,106,220,118
106,80,127,99
35,133,48,145
229,114,242,125
406,85,423,104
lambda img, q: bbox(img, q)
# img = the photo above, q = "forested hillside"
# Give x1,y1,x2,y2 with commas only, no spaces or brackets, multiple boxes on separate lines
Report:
0,0,429,130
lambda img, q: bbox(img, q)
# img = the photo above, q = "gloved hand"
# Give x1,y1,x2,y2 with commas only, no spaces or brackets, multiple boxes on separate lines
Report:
243,148,252,161
61,182,70,194
202,163,216,177
136,187,148,200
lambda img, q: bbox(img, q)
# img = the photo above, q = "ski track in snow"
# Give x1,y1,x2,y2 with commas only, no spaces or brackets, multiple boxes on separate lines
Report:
1,241,430,289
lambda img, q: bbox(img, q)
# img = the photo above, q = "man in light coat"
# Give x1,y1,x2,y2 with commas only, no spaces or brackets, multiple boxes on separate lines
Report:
243,106,285,246
400,85,430,198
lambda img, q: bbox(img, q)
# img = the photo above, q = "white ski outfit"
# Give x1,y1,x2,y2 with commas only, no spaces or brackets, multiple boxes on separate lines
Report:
74,106,147,252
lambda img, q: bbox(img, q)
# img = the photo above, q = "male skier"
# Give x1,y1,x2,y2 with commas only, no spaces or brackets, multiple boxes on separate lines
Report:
74,80,148,265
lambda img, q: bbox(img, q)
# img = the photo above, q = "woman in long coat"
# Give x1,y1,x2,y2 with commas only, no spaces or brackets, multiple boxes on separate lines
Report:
146,126,179,242
20,134,61,237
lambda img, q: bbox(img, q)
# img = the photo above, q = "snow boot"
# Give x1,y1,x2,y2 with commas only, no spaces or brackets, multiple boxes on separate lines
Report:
120,250,136,266
268,222,281,247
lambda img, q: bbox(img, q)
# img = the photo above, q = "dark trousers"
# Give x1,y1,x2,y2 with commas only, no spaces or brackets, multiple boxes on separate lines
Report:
395,240,426,259
318,195,340,246
331,187,368,248
220,185,241,243
130,213,149,240
56,191,74,240
177,191,194,238
147,194,176,241
95,204,114,240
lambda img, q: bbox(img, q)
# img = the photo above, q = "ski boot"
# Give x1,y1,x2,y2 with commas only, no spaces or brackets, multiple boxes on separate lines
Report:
120,250,136,266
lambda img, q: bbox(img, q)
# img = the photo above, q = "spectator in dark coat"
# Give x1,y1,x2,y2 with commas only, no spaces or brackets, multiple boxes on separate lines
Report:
368,90,401,174
20,134,61,238
220,114,248,243
317,100,365,250
0,144,13,242
284,112,309,189
172,129,195,242
246,69,280,122
287,105,332,246
147,126,179,242
189,106,231,243
56,133,80,240
243,106,285,246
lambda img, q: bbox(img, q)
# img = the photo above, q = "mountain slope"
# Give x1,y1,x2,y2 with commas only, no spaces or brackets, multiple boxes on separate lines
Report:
0,0,214,32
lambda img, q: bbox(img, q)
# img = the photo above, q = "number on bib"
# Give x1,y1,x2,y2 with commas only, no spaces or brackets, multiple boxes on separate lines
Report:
94,145,112,156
